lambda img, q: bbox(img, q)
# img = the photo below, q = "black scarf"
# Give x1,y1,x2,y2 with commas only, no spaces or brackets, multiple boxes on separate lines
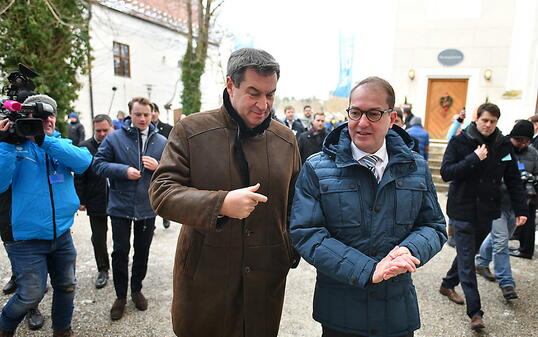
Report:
465,121,503,147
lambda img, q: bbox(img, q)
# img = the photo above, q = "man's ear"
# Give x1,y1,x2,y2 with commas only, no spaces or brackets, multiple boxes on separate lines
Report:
226,77,235,97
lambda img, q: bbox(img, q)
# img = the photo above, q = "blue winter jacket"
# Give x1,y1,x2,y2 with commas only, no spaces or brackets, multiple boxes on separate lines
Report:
290,124,447,337
0,132,92,241
92,118,167,220
406,125,429,160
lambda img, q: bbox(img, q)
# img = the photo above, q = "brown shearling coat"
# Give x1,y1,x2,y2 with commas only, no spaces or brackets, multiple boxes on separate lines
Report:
149,107,301,337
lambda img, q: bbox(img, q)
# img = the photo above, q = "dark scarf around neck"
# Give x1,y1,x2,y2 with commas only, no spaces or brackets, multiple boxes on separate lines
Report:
223,89,271,139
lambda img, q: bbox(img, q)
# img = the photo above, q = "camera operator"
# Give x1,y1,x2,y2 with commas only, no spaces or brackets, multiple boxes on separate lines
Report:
0,94,92,337
475,120,538,299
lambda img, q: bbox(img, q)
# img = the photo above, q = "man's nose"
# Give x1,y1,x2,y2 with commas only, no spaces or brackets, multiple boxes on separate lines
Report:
256,97,267,110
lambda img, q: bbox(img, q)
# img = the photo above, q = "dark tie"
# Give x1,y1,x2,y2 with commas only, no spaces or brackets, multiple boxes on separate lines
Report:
358,154,381,182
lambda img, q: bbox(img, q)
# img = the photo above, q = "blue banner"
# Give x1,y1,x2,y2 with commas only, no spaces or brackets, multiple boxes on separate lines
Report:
333,32,355,98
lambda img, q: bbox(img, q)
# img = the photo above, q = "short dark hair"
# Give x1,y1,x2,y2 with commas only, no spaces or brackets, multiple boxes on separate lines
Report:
313,112,325,119
477,103,501,119
151,102,159,112
303,105,312,110
349,76,395,109
227,48,280,87
284,105,294,112
128,97,152,112
93,114,112,126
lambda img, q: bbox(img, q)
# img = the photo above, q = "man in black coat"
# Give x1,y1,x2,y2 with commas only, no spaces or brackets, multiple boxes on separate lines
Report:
75,114,114,289
282,105,305,138
439,103,527,331
67,113,85,146
298,111,327,164
151,103,173,139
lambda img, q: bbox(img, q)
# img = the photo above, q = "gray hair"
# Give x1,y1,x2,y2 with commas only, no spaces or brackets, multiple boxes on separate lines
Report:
227,48,280,87
23,94,58,114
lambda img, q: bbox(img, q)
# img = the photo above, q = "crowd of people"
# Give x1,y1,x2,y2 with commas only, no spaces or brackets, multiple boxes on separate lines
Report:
0,47,536,337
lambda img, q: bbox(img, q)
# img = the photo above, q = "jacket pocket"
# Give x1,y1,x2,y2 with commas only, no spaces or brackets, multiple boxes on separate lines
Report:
395,178,427,233
183,229,205,278
319,179,362,228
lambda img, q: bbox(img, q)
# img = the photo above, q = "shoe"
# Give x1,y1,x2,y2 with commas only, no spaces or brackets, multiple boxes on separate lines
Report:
53,328,76,337
470,314,485,331
501,286,518,300
110,298,126,320
439,286,464,305
163,219,170,229
447,236,456,248
26,307,44,330
476,266,496,282
95,271,108,289
131,291,148,311
0,328,15,337
2,275,16,295
509,250,532,259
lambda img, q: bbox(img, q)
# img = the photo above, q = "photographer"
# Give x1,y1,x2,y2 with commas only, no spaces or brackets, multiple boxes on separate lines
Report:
475,120,538,300
0,94,92,337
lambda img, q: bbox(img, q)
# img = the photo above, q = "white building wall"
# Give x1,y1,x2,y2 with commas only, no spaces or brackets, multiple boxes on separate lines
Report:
392,0,538,135
74,4,224,133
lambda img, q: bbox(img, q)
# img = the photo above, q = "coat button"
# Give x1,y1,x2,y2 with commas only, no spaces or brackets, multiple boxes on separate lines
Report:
397,181,403,187
419,183,425,188
321,185,328,192
349,183,358,189
244,266,251,274
351,276,358,284
244,228,252,237
374,207,380,212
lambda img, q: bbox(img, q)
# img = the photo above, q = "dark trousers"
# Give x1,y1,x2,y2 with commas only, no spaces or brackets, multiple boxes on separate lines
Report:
442,219,491,318
322,326,414,337
110,216,155,299
89,215,110,272
514,203,536,256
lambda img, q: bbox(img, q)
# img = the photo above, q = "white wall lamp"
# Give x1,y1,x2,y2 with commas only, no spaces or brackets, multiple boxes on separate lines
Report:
483,69,493,81
408,69,416,80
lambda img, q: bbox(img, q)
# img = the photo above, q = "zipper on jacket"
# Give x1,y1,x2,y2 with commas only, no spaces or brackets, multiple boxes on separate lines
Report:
45,155,57,240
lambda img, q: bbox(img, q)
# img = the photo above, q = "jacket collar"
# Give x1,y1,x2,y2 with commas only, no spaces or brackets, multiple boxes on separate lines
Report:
464,121,504,147
323,123,415,169
121,116,157,137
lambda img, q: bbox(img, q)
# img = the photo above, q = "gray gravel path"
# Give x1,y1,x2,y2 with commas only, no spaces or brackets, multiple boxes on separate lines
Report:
1,193,537,336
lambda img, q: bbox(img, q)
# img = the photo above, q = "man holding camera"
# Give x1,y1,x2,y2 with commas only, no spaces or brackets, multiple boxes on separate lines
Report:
0,94,92,337
475,120,538,300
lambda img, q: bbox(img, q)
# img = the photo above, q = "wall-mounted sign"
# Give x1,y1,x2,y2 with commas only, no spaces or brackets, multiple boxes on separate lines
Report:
438,49,464,66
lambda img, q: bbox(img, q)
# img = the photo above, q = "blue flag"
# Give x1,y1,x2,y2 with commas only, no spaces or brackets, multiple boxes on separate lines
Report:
333,32,355,98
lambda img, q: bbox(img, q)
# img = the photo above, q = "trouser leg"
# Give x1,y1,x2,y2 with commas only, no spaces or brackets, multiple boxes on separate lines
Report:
111,217,132,299
89,215,109,272
131,218,155,293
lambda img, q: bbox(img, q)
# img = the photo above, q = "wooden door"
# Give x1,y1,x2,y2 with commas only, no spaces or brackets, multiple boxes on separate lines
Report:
424,78,468,139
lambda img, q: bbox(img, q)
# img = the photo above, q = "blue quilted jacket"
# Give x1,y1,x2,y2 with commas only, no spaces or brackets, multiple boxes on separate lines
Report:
290,124,447,337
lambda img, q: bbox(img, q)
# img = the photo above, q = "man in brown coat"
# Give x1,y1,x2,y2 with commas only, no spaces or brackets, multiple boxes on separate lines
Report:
149,48,301,337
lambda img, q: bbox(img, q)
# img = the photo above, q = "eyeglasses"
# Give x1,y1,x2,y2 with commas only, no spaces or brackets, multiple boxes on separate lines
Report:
346,107,393,122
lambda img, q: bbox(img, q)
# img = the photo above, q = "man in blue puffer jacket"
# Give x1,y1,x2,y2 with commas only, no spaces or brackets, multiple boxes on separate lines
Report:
290,77,447,337
93,96,167,321
0,94,92,337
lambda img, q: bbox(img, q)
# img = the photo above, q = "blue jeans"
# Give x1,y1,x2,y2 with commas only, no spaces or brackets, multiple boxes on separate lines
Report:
476,210,516,288
0,231,77,332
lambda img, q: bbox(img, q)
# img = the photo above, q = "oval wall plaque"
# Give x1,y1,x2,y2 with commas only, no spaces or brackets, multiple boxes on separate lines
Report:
438,49,464,66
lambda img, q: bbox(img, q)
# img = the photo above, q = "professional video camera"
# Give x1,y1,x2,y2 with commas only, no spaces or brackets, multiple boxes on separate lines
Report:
520,170,538,198
0,64,54,141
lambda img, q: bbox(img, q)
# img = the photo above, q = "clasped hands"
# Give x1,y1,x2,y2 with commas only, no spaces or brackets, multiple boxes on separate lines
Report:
371,246,421,284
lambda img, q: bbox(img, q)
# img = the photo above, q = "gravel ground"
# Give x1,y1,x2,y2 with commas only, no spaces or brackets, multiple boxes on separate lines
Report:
1,193,538,336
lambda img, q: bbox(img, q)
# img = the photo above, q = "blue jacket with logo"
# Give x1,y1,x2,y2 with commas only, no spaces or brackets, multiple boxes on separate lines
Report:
290,124,447,337
0,132,92,241
92,118,167,220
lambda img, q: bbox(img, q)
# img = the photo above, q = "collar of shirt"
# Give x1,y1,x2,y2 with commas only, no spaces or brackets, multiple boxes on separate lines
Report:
350,139,389,182
139,127,149,151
